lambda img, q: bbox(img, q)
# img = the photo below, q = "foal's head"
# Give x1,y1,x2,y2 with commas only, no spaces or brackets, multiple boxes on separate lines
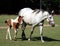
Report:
18,16,23,23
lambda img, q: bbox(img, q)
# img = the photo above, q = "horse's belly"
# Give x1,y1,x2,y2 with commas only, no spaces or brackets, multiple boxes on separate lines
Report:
19,8,38,24
23,16,33,24
23,16,38,24
21,11,33,24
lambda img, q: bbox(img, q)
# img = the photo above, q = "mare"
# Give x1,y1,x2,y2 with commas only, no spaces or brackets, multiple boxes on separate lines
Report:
18,8,55,43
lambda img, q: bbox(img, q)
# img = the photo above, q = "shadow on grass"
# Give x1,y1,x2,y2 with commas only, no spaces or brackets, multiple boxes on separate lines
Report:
16,38,28,41
16,36,60,42
31,36,60,42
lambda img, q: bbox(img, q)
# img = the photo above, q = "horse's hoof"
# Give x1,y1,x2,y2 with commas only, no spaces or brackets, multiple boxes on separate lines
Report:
10,39,12,40
42,40,45,43
14,38,17,41
14,39,17,41
6,38,8,40
28,38,30,41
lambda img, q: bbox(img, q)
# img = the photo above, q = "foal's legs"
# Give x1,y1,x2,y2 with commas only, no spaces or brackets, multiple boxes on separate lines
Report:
6,26,12,40
14,28,18,40
21,22,27,40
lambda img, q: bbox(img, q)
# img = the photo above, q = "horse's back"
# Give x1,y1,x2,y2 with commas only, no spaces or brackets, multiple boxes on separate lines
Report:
18,8,43,24
19,8,33,16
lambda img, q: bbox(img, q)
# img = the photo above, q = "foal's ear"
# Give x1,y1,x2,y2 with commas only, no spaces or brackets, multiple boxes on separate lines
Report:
19,16,21,18
19,16,24,18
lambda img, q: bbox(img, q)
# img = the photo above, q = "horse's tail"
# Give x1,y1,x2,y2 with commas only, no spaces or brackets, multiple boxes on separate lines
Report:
5,20,7,23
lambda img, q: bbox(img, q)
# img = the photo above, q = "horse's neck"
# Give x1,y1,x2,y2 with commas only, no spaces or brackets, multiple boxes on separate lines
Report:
13,17,19,22
36,11,48,21
41,11,48,20
15,17,18,20
36,11,43,18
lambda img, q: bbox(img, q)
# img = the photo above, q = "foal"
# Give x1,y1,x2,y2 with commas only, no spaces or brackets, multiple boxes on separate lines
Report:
5,16,23,40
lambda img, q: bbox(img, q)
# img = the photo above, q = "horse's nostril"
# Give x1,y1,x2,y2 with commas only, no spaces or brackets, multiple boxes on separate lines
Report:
52,24,55,27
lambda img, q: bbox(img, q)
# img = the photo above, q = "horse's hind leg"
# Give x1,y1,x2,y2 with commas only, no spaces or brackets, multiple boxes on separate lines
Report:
6,26,12,40
28,25,35,41
6,28,9,40
21,22,27,40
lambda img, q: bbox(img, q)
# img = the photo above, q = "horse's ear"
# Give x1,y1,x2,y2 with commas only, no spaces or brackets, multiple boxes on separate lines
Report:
19,16,21,18
50,10,54,15
51,10,54,14
19,16,24,18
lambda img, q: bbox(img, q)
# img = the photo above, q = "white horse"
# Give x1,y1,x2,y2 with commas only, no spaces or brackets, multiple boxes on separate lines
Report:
18,8,55,43
5,16,23,40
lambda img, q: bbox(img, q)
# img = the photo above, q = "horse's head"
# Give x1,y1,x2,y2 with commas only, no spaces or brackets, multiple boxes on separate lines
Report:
46,10,55,27
18,16,23,23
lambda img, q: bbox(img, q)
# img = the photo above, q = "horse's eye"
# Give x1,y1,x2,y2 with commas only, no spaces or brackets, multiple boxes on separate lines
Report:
49,17,51,19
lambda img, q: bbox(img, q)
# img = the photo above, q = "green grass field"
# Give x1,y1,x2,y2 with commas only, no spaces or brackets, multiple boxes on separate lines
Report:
0,15,60,46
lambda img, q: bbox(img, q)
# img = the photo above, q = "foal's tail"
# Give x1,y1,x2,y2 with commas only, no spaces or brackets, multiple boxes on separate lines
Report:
5,20,7,23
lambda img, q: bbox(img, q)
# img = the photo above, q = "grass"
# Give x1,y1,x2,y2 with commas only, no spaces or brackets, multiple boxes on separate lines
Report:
0,15,60,46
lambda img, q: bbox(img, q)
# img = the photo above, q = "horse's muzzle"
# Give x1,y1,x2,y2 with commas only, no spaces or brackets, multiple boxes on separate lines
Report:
49,21,55,27
51,24,55,27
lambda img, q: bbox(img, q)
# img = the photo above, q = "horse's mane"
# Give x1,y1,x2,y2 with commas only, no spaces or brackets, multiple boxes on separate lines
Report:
33,9,46,14
32,9,40,14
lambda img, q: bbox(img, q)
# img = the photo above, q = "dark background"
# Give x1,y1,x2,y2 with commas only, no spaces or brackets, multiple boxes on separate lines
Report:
0,0,60,14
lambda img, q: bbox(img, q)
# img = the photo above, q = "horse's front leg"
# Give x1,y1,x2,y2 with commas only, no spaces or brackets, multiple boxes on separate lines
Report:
39,22,44,43
14,28,18,41
6,26,12,40
21,22,27,40
40,25,44,43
